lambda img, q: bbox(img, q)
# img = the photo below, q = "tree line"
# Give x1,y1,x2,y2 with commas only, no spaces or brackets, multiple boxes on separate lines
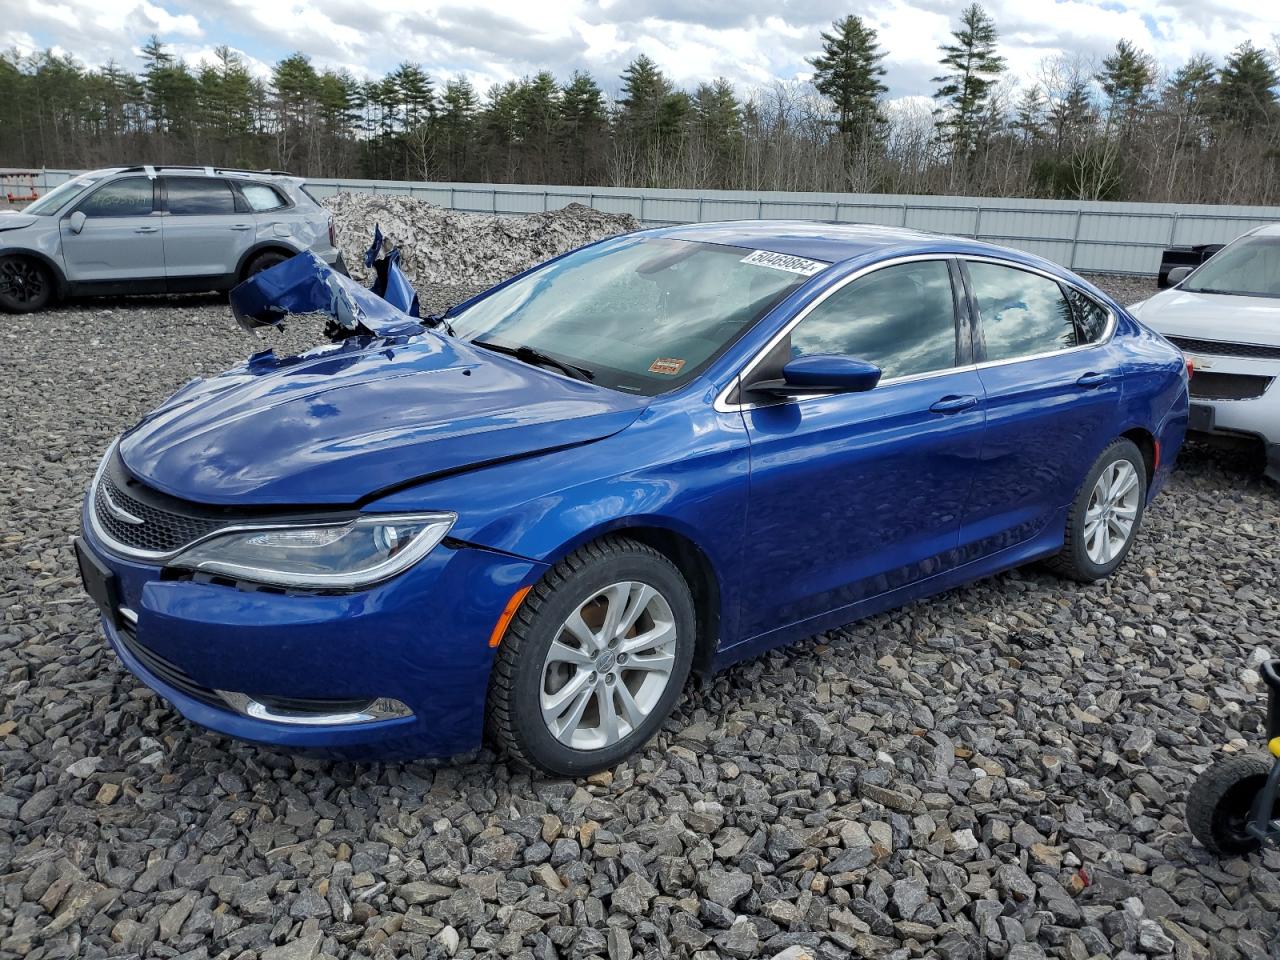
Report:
3,4,1280,204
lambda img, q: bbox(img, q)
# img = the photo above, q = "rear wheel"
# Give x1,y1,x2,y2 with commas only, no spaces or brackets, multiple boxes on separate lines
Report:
1187,755,1274,855
486,538,695,776
243,250,290,280
0,256,55,313
1045,437,1147,582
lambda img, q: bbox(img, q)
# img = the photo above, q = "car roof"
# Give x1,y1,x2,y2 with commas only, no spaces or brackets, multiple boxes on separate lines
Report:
640,219,1055,268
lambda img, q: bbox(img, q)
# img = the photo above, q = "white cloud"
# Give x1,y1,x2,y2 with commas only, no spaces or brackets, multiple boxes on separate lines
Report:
7,0,1280,101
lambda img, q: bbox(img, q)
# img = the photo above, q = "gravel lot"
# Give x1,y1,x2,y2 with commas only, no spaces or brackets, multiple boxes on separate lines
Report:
2,273,1279,960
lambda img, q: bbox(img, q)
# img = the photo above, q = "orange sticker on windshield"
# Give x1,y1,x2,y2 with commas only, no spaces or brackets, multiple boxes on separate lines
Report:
649,357,686,375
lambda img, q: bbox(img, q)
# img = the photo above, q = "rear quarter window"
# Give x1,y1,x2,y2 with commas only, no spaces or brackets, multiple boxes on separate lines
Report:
240,183,289,212
1065,287,1111,344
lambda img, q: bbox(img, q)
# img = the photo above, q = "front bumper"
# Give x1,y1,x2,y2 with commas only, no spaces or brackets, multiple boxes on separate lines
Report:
80,504,544,760
1181,350,1280,481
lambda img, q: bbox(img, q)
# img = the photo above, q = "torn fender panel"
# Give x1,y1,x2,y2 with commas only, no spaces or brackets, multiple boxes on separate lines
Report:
229,249,423,338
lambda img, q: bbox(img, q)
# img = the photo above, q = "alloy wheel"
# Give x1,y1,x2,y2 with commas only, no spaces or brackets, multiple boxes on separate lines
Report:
1084,459,1140,565
539,580,678,750
0,259,46,307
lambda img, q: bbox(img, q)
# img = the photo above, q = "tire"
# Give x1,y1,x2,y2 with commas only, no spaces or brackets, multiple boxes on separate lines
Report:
1044,437,1147,582
1187,755,1275,855
486,537,696,776
243,250,290,280
0,256,55,313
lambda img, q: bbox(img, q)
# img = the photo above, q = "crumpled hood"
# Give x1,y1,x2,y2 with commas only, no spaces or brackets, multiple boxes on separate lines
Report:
0,213,37,232
1130,288,1280,345
119,334,647,506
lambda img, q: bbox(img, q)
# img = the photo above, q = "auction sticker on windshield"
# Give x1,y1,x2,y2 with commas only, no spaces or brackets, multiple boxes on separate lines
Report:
740,250,826,276
649,358,686,375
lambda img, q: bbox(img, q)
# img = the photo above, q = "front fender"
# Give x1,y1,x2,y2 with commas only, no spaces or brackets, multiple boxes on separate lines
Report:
368,389,752,645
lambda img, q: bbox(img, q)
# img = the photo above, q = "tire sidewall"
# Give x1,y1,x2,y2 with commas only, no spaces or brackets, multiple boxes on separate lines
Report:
1066,439,1148,580
508,549,695,777
246,252,288,278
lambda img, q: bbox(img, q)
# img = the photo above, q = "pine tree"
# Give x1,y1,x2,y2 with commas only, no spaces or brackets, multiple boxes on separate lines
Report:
1214,42,1279,132
1167,54,1217,117
618,54,672,142
558,71,605,183
1097,40,1154,134
439,77,478,179
808,15,887,143
1011,85,1045,144
932,3,1006,156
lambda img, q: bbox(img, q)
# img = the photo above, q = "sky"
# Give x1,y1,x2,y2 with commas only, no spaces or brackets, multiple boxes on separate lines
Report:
4,0,1279,101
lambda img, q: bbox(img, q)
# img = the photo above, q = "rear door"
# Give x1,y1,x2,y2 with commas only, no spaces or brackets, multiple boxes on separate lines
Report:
59,177,163,283
959,258,1124,559
159,176,256,284
738,257,986,642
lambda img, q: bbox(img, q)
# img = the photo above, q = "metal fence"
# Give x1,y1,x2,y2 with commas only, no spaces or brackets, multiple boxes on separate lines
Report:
27,169,1280,275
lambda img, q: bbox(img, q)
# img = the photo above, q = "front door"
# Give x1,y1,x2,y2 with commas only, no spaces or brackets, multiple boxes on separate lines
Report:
59,177,163,283
159,176,256,283
738,258,986,642
957,259,1125,559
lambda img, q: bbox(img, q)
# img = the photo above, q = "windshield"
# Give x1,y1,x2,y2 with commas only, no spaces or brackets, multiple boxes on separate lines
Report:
1182,236,1280,298
448,236,820,394
22,175,104,216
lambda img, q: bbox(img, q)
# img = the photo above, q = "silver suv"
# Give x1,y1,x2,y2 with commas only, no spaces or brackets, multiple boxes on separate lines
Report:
0,165,346,313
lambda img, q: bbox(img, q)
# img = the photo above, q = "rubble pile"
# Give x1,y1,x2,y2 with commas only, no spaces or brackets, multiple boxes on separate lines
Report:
323,192,641,288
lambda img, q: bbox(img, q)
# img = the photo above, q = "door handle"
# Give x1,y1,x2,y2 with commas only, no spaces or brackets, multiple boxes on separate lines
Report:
230,224,252,231
1076,372,1111,388
135,226,159,234
930,394,979,414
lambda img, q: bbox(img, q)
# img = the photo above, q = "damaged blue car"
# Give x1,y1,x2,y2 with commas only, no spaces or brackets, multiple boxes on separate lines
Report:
76,221,1189,775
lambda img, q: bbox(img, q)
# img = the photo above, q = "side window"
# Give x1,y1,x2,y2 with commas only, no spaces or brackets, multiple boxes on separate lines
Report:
968,262,1077,362
165,178,236,215
240,183,287,212
789,260,957,380
1065,287,1110,344
76,178,153,218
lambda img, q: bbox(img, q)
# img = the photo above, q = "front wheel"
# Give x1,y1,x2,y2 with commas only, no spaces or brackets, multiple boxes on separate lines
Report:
486,538,695,776
0,256,55,313
1045,437,1147,582
1187,755,1274,855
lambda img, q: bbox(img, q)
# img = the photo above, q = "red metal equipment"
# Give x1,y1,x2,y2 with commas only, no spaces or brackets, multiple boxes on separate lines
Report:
2,171,39,204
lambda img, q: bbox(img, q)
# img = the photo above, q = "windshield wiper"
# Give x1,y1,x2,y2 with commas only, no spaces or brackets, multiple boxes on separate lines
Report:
471,340,596,382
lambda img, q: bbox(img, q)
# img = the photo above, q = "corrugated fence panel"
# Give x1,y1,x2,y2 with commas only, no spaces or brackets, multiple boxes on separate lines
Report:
22,169,1280,275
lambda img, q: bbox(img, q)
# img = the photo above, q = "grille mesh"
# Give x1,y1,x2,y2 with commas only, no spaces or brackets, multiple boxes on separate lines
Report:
1167,336,1280,361
1189,371,1274,401
94,472,225,554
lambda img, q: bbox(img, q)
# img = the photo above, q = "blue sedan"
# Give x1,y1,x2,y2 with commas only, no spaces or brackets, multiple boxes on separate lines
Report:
76,221,1189,775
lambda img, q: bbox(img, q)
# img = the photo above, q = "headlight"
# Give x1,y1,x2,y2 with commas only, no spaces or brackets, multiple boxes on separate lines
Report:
171,513,456,589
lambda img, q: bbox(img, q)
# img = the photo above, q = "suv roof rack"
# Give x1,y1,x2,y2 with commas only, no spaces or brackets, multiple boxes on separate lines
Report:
116,165,296,177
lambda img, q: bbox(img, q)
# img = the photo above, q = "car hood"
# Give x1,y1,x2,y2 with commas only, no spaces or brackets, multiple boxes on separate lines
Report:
1130,288,1280,345
0,213,38,232
119,334,648,506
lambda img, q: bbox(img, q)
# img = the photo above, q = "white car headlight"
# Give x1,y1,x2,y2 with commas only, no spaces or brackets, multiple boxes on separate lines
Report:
171,513,456,589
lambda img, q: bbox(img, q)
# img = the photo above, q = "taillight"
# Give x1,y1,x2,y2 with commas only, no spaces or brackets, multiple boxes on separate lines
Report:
1185,356,1195,379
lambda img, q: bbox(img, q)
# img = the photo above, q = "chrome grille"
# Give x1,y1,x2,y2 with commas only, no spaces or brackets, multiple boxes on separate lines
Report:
93,472,224,555
1167,336,1280,361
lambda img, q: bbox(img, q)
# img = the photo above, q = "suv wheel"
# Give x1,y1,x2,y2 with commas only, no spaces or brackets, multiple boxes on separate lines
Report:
243,250,290,279
0,256,55,313
486,537,695,776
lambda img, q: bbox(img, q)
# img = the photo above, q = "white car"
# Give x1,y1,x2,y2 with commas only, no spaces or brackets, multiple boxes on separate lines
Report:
1129,225,1280,483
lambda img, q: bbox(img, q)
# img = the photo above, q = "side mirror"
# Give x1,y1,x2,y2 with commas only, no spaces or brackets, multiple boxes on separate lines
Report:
747,354,882,397
68,211,87,234
1166,265,1193,286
